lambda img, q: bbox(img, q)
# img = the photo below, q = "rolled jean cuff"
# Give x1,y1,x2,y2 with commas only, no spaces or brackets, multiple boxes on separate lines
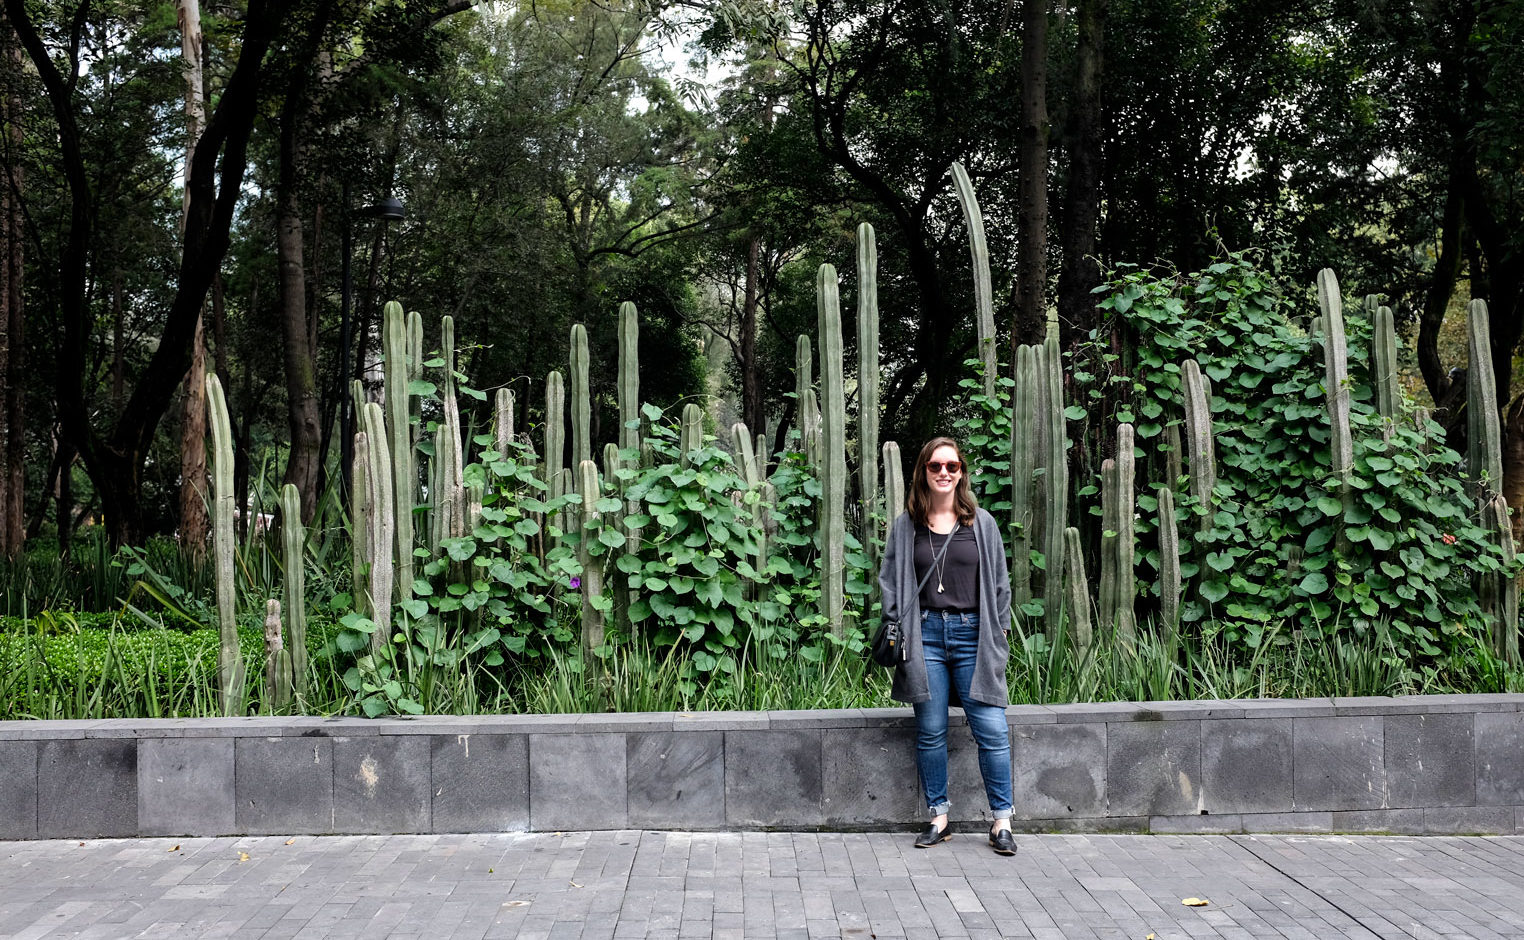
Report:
991,808,1013,821
927,801,951,817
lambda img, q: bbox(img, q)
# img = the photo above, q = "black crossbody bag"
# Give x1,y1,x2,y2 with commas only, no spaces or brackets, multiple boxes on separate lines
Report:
869,524,957,667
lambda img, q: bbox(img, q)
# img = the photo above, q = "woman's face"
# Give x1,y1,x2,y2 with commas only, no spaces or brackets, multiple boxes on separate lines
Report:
924,444,963,498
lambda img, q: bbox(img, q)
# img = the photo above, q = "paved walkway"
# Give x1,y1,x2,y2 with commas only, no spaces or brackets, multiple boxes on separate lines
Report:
3,831,1523,939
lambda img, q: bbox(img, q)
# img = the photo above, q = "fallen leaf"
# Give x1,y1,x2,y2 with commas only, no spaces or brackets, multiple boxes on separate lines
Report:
569,881,582,888
285,839,295,846
1181,897,1209,907
1147,934,1155,939
503,900,530,908
168,845,180,853
238,852,250,862
78,842,85,847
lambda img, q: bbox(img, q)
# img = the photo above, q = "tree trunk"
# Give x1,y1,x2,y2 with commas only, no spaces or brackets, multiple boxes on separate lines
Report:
177,0,209,555
1056,0,1107,353
277,189,322,523
0,18,19,559
740,235,763,435
1015,0,1051,346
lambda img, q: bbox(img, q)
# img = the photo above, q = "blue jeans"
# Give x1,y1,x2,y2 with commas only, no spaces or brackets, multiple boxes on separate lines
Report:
913,610,1013,820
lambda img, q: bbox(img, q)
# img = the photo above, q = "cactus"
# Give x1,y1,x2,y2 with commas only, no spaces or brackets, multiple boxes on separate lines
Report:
1468,299,1503,504
680,402,704,463
205,373,245,715
577,459,605,655
857,222,880,558
949,161,998,395
1483,494,1519,665
263,599,291,710
1165,422,1183,488
438,316,466,546
1317,269,1354,548
382,302,414,602
817,263,848,638
361,401,395,653
754,433,767,483
1041,334,1068,639
732,422,760,489
1182,360,1215,537
1157,486,1181,635
883,441,905,527
545,369,566,530
1010,343,1038,613
801,388,823,468
494,388,515,464
1063,527,1092,657
1113,423,1137,644
618,302,641,457
1373,303,1400,426
1099,457,1118,628
278,483,307,699
794,334,813,456
351,428,371,614
570,323,591,472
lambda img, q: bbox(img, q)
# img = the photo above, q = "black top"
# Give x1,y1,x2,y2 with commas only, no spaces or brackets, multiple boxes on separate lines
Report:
913,523,980,611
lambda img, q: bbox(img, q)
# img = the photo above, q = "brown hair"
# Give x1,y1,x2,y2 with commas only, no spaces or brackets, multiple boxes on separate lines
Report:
906,436,978,528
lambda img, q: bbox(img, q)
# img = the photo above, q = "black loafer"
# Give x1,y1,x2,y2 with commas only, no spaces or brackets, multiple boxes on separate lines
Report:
989,828,1016,856
914,823,952,848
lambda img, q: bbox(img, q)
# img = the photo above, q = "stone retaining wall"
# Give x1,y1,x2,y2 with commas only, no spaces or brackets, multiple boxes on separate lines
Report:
4,695,1523,839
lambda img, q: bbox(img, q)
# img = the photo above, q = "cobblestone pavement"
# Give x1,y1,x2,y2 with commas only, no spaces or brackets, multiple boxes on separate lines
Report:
3,831,1524,939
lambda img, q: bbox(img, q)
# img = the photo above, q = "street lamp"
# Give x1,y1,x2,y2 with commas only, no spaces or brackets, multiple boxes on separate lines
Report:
339,185,406,494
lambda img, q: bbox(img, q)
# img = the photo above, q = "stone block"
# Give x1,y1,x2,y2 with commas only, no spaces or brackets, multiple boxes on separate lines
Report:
579,713,678,733
0,740,36,838
1202,718,1292,814
1135,700,1247,720
1229,698,1336,718
1330,808,1424,833
1150,814,1242,833
1,720,102,740
1293,716,1384,811
674,711,768,731
1384,713,1473,808
770,709,865,730
430,733,529,832
627,731,725,829
1477,712,1524,807
1010,722,1105,820
1106,721,1201,816
1239,812,1332,833
1049,702,1152,723
38,738,137,838
138,738,235,837
820,726,918,827
1386,693,1521,714
724,729,821,827
332,736,430,834
1330,696,1395,715
530,732,627,830
236,736,334,834
1006,815,1147,833
858,708,916,729
1422,806,1512,834
1004,705,1057,726
943,712,1000,823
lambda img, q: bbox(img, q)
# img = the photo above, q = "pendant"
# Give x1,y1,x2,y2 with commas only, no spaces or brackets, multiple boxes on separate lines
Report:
937,583,944,593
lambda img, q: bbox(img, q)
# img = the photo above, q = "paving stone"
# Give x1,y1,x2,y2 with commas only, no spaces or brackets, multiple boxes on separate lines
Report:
1010,722,1105,820
627,731,725,829
430,732,529,833
1293,715,1385,811
37,737,137,838
139,737,235,837
1330,808,1426,833
1106,720,1201,816
724,729,822,828
0,739,36,838
1421,806,1514,834
332,736,431,834
1201,717,1292,814
236,736,335,834
1384,712,1474,808
531,732,629,830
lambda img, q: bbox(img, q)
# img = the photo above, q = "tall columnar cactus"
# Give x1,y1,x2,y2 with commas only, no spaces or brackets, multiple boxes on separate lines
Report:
494,388,515,463
1157,486,1181,635
351,428,370,613
618,302,641,458
883,441,905,532
732,422,760,489
438,316,466,546
545,370,566,530
361,401,395,653
1182,360,1215,537
570,322,592,473
577,459,605,655
1042,335,1068,638
1113,423,1137,644
382,302,414,602
1010,343,1038,612
1468,298,1503,504
795,334,813,456
1372,303,1400,426
205,373,245,715
1165,423,1183,488
263,599,290,710
817,263,848,639
680,402,704,463
801,388,823,468
949,161,998,395
1032,341,1051,595
1317,268,1354,547
278,483,307,699
1063,527,1092,657
1099,457,1118,629
857,222,880,556
1483,494,1519,665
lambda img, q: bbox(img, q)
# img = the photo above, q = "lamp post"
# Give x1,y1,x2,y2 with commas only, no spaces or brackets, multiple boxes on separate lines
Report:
339,187,406,494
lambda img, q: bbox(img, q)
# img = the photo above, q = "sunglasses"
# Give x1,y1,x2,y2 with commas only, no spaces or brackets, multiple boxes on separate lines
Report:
925,460,963,474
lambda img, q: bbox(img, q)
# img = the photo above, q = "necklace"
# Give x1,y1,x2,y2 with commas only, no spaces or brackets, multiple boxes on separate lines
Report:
933,522,959,593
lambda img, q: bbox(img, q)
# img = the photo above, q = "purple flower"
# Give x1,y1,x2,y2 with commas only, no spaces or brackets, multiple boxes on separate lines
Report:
568,576,582,590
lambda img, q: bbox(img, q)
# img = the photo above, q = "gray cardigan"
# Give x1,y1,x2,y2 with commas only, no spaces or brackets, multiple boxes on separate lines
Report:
878,508,1012,706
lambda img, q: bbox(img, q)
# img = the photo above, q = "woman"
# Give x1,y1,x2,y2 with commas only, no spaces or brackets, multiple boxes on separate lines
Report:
877,436,1016,856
